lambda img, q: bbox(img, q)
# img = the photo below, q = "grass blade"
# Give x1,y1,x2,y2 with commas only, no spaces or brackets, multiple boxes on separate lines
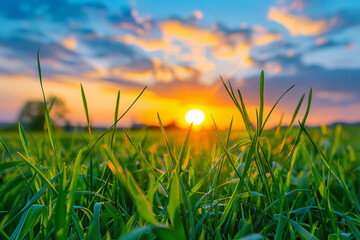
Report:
110,90,120,150
80,83,93,189
86,202,103,239
258,70,264,135
37,50,57,158
81,86,147,162
177,123,192,174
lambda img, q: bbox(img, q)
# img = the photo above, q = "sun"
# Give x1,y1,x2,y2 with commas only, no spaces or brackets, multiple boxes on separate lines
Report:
185,109,205,125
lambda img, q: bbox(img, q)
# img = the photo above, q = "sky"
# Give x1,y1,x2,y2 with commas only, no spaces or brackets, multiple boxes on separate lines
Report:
0,0,360,129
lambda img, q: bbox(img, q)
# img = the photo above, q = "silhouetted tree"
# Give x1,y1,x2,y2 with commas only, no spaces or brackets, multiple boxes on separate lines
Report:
17,96,67,130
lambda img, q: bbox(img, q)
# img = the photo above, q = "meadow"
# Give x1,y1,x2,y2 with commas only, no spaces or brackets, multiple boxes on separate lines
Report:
1,54,360,239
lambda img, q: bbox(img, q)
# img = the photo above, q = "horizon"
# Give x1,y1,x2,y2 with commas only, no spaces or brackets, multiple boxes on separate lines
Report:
1,0,360,130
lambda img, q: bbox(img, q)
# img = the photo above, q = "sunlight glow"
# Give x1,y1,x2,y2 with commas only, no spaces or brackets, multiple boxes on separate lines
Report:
185,109,205,125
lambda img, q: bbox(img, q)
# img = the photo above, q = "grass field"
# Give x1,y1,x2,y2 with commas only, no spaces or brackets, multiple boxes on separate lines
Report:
1,55,360,239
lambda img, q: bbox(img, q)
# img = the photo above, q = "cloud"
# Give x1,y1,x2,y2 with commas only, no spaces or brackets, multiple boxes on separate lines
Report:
268,1,360,36
0,36,91,77
193,10,203,20
209,24,281,62
159,19,220,47
309,37,351,52
346,42,356,50
82,55,200,85
110,11,282,79
109,59,154,83
194,61,215,72
235,62,360,112
108,7,153,35
113,35,172,52
211,42,251,60
264,63,282,73
152,58,200,82
315,91,356,103
252,32,282,46
148,78,229,106
62,36,77,50
268,7,334,36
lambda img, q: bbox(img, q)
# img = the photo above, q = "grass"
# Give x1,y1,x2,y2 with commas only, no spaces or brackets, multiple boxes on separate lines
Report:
0,53,360,239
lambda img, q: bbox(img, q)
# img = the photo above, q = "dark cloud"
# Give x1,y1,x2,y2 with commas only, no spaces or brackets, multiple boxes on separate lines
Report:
108,6,155,35
213,23,252,40
78,33,149,68
327,9,360,34
84,37,138,58
308,39,350,52
0,36,92,77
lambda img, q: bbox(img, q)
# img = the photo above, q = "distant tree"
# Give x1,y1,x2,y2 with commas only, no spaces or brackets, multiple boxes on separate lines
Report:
17,96,67,130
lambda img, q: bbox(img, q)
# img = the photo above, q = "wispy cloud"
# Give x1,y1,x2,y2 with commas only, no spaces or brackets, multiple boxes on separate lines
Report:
268,0,360,36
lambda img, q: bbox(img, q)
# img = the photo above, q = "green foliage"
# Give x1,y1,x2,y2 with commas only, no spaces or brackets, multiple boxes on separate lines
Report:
1,56,360,239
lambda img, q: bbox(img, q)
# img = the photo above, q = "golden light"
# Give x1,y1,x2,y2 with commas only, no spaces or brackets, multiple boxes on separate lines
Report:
185,109,205,125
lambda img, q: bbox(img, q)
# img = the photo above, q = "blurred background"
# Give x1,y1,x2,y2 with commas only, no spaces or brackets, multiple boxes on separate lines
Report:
0,0,359,130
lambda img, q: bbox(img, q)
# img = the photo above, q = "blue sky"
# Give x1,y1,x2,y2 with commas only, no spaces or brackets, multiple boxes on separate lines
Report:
0,0,359,128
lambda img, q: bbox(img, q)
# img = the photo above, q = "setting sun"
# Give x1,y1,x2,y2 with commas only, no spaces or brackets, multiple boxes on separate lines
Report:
185,109,205,125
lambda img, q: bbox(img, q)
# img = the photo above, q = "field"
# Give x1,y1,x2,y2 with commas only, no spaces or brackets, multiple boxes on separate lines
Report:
1,61,360,239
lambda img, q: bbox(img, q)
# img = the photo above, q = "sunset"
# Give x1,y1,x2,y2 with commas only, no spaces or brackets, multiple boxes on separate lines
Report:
1,0,360,239
0,0,360,129
185,109,205,126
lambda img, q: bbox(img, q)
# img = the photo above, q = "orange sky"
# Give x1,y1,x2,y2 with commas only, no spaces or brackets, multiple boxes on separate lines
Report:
1,0,360,129
2,72,357,130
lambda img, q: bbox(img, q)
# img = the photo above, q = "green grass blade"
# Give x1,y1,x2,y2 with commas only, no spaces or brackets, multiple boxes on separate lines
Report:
80,84,90,127
299,122,341,183
18,123,31,161
225,116,233,148
110,90,120,150
279,94,304,152
65,149,84,237
157,113,176,165
211,116,252,196
126,174,158,225
260,85,295,134
288,218,318,240
10,205,45,240
300,142,325,197
167,172,180,227
344,215,360,239
2,171,62,230
237,89,254,136
82,86,147,161
123,130,169,195
118,225,153,240
219,76,253,137
177,123,192,174
55,167,66,239
280,88,312,175
216,181,241,232
72,210,85,239
259,70,264,135
37,50,57,157
86,202,103,239
80,83,93,189
17,152,58,194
